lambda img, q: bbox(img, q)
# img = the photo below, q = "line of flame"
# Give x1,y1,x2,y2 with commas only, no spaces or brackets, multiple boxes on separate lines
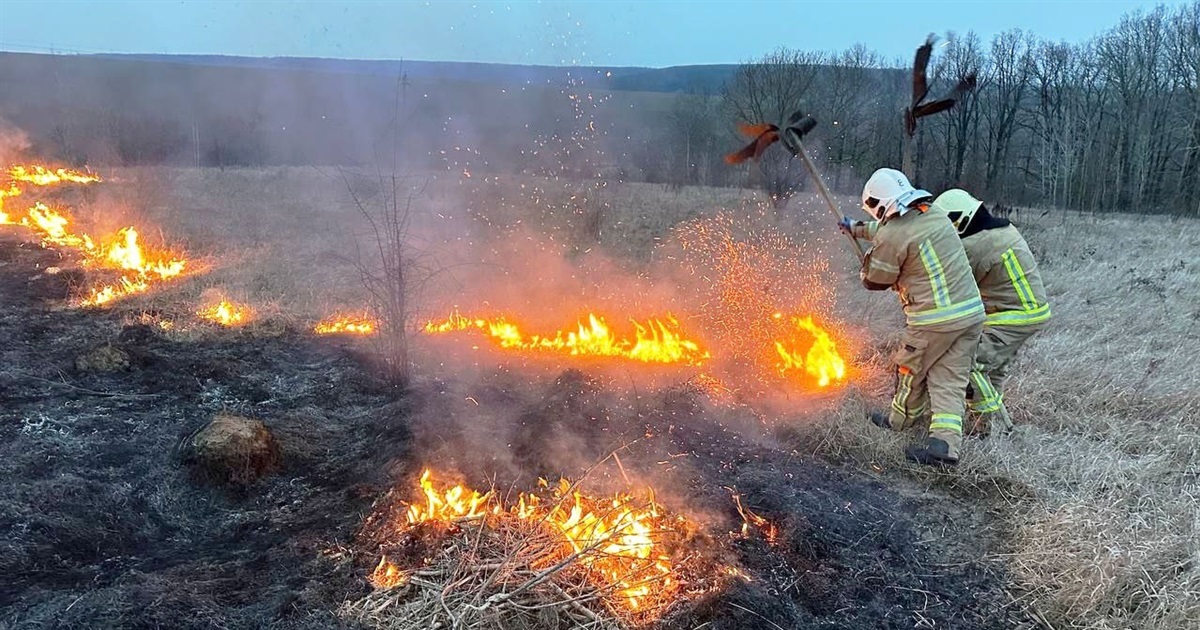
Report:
423,310,710,366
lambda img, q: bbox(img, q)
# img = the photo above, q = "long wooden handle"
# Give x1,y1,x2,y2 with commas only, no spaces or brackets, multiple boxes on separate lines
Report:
793,145,866,263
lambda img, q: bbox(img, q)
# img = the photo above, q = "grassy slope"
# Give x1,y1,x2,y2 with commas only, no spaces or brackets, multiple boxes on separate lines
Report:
815,210,1200,630
54,167,1200,629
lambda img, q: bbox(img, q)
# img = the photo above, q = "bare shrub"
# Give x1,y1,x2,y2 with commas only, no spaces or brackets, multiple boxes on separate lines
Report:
339,168,429,388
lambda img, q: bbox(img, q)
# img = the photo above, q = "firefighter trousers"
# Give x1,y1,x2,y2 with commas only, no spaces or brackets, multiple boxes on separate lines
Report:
887,321,982,460
967,323,1045,435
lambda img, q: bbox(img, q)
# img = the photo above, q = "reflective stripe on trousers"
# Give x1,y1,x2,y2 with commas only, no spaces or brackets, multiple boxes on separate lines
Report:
892,369,915,417
969,369,1004,413
929,413,963,435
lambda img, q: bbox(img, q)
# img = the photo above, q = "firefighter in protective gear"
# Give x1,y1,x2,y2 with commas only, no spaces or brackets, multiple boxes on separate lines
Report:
931,189,1052,436
844,169,985,466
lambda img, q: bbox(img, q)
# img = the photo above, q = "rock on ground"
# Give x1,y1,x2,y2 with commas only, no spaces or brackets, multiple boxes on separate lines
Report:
185,413,282,487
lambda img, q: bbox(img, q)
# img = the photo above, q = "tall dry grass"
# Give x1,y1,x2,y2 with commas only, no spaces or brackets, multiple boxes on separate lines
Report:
822,210,1200,630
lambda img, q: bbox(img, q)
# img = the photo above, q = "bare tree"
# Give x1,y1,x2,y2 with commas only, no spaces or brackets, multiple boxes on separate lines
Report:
722,47,826,206
1166,2,1200,216
340,170,425,387
931,31,986,188
813,45,891,189
981,30,1035,197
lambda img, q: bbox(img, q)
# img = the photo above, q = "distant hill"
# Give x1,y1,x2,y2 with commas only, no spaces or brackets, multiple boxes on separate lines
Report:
91,54,738,95
0,51,697,175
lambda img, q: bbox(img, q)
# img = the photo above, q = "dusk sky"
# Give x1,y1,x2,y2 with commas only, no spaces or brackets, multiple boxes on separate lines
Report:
0,1,1173,67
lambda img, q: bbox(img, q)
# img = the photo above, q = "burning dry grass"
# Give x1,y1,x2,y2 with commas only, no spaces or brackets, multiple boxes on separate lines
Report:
315,311,379,335
422,310,711,367
345,469,730,629
0,165,188,305
197,297,255,327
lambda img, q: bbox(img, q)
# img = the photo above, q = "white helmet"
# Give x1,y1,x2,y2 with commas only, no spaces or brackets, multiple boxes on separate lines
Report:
930,189,984,235
861,168,932,221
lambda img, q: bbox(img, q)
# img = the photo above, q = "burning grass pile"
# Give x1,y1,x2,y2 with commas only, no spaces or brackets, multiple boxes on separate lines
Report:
344,469,736,629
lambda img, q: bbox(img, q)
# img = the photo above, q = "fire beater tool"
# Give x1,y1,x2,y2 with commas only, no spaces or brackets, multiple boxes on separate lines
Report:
901,34,978,178
775,111,865,263
727,111,866,263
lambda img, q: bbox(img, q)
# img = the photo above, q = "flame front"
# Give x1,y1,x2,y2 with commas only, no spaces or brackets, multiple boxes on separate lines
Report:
2,166,187,305
423,311,709,366
390,470,684,612
7,165,101,186
314,312,378,335
773,315,847,387
198,299,253,326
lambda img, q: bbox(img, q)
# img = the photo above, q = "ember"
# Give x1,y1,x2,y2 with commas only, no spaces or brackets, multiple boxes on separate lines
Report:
422,311,709,366
314,312,378,335
368,556,409,589
733,492,779,545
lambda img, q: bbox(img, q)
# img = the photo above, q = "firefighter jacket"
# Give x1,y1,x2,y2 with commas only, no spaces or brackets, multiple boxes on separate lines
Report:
851,207,984,332
960,225,1052,327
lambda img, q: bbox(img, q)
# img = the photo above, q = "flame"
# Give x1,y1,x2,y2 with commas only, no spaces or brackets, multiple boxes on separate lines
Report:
405,469,493,523
1,197,188,306
773,315,847,387
197,299,253,326
541,481,676,610
733,493,779,545
314,312,378,335
368,556,409,589
423,311,709,366
7,164,101,186
0,183,21,222
390,470,685,612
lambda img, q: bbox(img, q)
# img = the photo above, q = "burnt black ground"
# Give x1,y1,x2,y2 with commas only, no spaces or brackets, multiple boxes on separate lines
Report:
0,234,1027,629
0,235,407,629
416,370,1028,629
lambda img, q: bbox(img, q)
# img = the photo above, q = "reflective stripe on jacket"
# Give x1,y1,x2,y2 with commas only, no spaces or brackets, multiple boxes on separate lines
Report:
857,206,984,331
961,225,1052,327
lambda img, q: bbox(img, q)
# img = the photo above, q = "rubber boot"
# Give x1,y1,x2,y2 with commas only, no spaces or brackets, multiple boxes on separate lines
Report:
905,437,958,467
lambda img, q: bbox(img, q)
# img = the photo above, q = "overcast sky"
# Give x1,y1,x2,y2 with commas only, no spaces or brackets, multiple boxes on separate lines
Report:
0,0,1174,67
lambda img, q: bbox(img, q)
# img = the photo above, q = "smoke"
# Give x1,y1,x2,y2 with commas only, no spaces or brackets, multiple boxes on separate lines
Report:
0,50,859,509
0,118,31,166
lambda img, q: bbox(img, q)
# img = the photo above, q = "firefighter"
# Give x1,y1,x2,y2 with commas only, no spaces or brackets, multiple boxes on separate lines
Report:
929,189,1052,436
838,168,984,466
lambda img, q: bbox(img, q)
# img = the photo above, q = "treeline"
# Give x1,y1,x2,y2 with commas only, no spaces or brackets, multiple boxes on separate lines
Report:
650,2,1200,216
2,3,1196,215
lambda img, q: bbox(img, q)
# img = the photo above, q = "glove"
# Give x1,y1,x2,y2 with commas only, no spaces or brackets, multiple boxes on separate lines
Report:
837,217,859,235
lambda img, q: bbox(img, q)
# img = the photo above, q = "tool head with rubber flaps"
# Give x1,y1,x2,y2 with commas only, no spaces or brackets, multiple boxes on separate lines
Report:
779,111,817,156
861,168,932,221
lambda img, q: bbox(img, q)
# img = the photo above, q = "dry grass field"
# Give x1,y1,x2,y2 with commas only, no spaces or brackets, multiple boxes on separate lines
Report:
3,165,1198,629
